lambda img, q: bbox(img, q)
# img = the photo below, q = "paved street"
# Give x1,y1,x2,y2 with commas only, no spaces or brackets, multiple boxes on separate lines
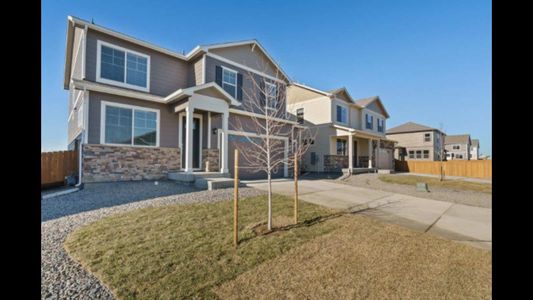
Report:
244,178,491,250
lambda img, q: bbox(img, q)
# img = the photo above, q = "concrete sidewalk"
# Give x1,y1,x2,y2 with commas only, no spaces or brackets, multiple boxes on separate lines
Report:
246,179,491,250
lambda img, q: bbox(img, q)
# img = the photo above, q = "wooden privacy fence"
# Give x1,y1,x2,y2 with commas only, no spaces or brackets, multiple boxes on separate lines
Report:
395,160,492,179
41,150,78,187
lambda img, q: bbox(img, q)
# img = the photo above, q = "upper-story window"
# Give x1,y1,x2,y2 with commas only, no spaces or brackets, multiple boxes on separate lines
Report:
336,105,348,124
297,108,304,124
265,82,278,109
97,41,150,92
424,133,431,142
453,145,460,150
377,119,384,132
222,67,237,98
365,114,373,129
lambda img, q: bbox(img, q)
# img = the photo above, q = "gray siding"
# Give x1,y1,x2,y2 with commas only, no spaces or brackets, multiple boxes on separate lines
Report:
71,25,85,80
87,92,179,147
205,56,287,114
85,29,190,96
187,56,203,87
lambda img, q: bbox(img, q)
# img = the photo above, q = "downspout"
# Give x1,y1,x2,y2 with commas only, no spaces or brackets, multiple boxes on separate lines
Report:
75,87,87,189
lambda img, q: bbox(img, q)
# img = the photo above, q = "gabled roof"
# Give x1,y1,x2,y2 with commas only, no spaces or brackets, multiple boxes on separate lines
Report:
445,134,471,145
354,96,390,118
165,82,241,106
471,139,479,147
65,16,290,88
386,122,436,134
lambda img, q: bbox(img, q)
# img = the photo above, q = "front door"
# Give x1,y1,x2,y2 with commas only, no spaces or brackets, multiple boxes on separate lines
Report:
181,116,201,169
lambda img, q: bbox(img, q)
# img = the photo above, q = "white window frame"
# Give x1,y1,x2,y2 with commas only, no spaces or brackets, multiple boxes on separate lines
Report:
365,113,373,130
96,40,151,92
265,81,278,109
221,66,238,98
336,104,348,125
100,101,160,147
424,133,431,142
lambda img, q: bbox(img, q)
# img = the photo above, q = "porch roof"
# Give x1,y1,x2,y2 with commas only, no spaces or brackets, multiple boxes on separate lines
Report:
332,124,397,142
165,82,241,106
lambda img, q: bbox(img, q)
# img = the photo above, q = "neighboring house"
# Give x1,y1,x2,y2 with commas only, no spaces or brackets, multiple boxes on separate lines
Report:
444,134,471,160
470,139,480,160
64,16,299,182
385,122,446,161
286,83,395,173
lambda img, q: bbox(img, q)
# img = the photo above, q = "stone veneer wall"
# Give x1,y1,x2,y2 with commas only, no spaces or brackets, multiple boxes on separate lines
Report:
323,155,348,172
202,149,220,172
83,144,180,182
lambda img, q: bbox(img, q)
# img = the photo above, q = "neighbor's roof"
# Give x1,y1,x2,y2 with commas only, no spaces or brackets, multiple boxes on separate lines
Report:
64,16,290,88
445,134,471,145
386,122,437,134
471,139,479,147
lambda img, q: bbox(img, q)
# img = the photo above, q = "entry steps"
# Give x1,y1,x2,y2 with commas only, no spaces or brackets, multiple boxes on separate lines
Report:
167,171,245,190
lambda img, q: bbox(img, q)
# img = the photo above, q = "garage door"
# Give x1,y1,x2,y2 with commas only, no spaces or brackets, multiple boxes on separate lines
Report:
377,148,393,170
227,134,285,180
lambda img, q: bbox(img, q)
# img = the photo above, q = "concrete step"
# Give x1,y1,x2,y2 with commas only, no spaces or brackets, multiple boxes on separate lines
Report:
193,172,231,179
194,177,246,190
167,172,195,183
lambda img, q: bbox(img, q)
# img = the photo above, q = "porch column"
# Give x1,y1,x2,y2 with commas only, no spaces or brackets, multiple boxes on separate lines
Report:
220,112,229,173
368,139,373,169
184,106,194,173
377,139,381,170
348,134,353,174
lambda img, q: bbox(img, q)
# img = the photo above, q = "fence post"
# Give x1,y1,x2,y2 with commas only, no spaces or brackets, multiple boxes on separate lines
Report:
234,149,239,248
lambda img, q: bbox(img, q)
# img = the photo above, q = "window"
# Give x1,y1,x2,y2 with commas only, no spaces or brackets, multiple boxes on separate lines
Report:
424,133,431,142
423,150,429,159
297,108,304,124
265,82,277,108
453,145,460,150
336,139,347,155
97,41,150,91
336,105,348,124
222,67,237,98
365,114,373,129
416,150,422,159
456,154,463,159
377,119,384,132
409,151,415,159
77,105,83,128
102,102,158,147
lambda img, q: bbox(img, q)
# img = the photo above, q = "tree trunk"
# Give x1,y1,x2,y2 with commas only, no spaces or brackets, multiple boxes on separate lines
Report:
267,171,272,231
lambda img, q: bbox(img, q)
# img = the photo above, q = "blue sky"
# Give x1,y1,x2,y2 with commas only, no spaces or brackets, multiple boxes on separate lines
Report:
42,0,491,155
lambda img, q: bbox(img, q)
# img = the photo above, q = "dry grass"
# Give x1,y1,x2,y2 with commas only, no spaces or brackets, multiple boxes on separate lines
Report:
64,194,339,299
379,175,492,193
65,194,491,299
214,215,492,300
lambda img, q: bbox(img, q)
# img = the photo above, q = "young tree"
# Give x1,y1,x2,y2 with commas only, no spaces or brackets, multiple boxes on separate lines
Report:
439,123,446,181
230,69,315,231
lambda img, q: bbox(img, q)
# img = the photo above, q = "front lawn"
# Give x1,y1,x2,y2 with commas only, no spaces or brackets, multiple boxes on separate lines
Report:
65,194,491,299
379,174,492,193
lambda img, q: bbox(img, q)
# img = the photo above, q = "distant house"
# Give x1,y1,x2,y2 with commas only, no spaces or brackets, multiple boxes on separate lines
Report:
470,139,480,160
444,134,471,160
385,122,445,161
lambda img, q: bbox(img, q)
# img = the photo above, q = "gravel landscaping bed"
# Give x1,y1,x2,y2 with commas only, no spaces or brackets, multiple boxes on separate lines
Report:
41,182,265,299
335,173,491,208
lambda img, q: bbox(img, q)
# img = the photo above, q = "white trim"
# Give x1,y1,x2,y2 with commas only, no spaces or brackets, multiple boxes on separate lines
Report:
335,103,349,125
207,112,211,149
227,130,289,177
178,112,203,170
221,66,238,98
83,91,89,143
100,101,160,147
96,40,151,93
206,52,286,84
72,79,164,103
228,108,303,127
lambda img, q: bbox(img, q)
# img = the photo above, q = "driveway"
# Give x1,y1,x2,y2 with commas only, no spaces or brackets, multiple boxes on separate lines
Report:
244,179,491,250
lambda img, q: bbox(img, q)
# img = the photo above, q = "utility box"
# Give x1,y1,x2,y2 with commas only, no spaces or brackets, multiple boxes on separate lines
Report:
416,182,429,192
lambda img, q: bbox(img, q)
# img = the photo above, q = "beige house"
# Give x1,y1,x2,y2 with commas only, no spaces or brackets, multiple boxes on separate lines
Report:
386,122,445,161
287,83,395,174
445,134,471,160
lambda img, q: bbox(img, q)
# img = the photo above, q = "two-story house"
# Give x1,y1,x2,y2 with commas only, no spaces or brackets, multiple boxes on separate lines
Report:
385,122,446,161
444,134,471,160
470,139,480,160
64,16,299,182
287,83,395,174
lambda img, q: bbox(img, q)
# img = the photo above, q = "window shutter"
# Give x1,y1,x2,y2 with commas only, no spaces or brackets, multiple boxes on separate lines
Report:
215,66,222,86
237,73,243,101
